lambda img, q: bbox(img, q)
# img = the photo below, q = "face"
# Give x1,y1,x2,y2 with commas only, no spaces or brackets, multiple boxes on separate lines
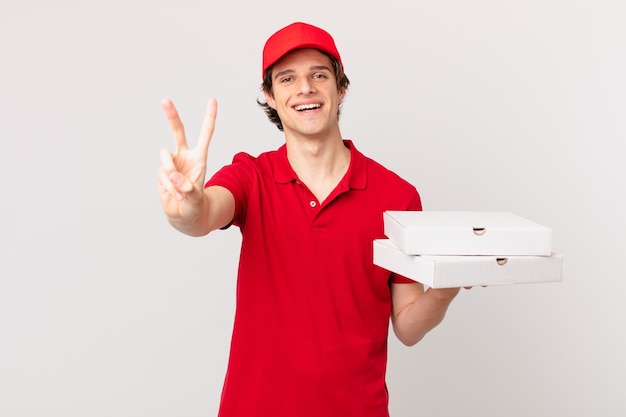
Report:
264,48,345,140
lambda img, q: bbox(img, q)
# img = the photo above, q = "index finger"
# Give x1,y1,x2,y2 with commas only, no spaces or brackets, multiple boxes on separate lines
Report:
161,98,188,153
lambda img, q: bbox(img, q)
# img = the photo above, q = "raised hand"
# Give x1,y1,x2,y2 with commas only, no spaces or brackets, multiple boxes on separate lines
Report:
157,98,217,222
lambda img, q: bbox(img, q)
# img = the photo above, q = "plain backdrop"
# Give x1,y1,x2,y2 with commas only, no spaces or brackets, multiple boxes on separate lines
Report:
1,1,624,416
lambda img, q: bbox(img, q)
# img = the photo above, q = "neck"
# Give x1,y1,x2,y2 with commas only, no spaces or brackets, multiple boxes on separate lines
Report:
285,131,350,203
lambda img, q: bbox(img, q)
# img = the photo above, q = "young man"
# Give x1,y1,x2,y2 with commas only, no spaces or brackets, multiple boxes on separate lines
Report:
158,22,461,417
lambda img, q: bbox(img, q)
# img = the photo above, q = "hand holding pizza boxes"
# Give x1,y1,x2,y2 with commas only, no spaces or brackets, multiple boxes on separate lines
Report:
373,211,564,288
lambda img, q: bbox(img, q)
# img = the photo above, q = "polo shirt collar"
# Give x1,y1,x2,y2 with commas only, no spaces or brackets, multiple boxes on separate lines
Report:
273,140,367,190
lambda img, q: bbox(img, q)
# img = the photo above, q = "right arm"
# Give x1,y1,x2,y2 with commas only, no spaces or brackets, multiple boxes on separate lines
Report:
157,98,235,236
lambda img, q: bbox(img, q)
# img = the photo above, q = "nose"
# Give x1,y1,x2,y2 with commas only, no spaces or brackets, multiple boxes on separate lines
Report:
296,77,315,95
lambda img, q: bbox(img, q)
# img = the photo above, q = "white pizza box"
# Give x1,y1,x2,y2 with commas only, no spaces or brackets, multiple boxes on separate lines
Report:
383,211,552,256
373,239,563,288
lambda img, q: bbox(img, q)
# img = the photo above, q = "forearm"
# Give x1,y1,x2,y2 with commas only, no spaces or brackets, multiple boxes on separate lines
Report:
166,185,235,237
391,285,460,346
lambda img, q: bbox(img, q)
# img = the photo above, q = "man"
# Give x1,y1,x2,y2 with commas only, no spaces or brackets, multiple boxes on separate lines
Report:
158,22,461,417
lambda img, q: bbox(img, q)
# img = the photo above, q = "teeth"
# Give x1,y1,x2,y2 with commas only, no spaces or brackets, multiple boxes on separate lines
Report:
295,104,321,111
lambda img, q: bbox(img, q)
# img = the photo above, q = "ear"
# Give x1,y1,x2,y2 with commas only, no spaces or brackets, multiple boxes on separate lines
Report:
338,87,346,102
264,90,276,109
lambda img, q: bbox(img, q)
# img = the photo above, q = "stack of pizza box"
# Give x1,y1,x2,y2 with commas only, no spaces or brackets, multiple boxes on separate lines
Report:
373,211,564,288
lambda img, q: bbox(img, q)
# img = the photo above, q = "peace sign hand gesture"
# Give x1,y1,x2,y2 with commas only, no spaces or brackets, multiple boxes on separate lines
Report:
157,98,217,225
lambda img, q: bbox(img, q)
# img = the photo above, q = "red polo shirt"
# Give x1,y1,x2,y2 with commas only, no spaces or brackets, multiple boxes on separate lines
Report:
206,140,421,417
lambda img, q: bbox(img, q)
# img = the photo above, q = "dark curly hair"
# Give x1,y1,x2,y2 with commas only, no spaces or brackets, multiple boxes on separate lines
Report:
257,51,350,131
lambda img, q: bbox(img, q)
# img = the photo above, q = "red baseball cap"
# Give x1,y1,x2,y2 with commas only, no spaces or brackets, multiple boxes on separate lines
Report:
262,22,343,78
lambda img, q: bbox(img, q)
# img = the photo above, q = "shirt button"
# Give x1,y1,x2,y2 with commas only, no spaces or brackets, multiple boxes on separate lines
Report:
309,200,317,208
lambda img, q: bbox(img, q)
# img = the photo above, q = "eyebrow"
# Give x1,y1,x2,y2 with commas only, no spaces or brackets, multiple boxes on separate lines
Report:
273,65,333,81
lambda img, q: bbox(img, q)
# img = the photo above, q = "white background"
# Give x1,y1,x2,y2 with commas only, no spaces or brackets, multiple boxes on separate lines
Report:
1,1,624,416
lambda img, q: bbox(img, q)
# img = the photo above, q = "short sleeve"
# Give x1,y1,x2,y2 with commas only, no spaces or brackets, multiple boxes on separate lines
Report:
389,272,417,284
205,152,257,227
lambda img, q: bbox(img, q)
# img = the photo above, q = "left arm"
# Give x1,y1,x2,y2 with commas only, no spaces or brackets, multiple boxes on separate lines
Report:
390,281,461,346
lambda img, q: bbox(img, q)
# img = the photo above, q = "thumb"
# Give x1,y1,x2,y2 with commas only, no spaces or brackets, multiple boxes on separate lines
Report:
169,172,196,196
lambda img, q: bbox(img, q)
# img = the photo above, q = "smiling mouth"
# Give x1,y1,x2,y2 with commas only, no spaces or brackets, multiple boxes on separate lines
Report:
294,103,322,111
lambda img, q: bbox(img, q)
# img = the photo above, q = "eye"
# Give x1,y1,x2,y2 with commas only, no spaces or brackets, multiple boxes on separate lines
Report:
279,76,293,83
313,73,328,79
